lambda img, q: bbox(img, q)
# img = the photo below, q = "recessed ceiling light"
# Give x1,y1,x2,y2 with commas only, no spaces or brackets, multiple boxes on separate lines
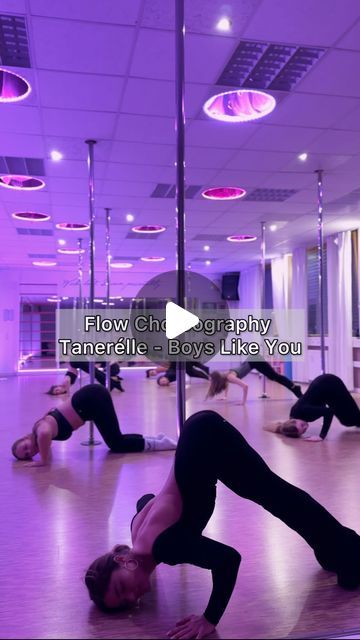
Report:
0,175,45,191
203,245,210,251
0,68,31,103
12,211,50,222
50,150,63,162
58,239,66,246
205,260,211,266
55,222,89,231
203,89,276,123
202,186,246,200
57,248,85,255
298,152,308,162
132,225,166,233
216,16,232,32
269,224,277,232
62,296,69,300
47,297,61,302
227,235,257,242
32,261,57,267
140,256,166,262
110,262,133,269
126,213,135,222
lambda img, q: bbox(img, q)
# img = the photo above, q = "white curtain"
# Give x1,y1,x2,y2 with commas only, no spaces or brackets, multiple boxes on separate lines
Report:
271,256,292,308
327,231,353,388
291,247,308,382
238,264,261,309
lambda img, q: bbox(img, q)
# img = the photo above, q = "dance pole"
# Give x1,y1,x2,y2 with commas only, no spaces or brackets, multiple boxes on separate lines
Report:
77,237,83,388
259,221,269,398
82,139,100,446
175,0,186,432
316,169,326,374
105,207,111,391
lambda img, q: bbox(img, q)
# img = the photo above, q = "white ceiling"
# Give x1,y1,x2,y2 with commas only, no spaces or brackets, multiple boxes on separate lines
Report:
1,0,360,296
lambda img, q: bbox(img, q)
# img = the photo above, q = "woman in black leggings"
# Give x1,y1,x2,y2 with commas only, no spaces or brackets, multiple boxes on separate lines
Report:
85,410,360,639
47,361,124,395
267,374,360,441
157,361,210,386
11,384,176,466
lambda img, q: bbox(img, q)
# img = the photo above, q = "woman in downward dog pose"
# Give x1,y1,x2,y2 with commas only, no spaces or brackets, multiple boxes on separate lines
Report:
265,373,360,441
12,384,176,466
85,410,360,639
47,361,124,396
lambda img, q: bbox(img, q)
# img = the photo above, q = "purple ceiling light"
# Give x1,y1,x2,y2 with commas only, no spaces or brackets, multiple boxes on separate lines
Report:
132,225,166,233
0,68,31,103
227,234,257,242
140,256,166,262
202,186,246,200
32,261,57,267
57,248,85,255
203,89,276,122
56,222,90,231
110,262,133,269
0,175,45,191
12,211,50,222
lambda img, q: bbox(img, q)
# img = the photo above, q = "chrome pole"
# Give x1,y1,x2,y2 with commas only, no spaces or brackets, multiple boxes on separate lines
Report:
259,221,269,398
78,237,83,389
175,0,186,433
316,169,326,374
82,139,100,446
105,207,111,391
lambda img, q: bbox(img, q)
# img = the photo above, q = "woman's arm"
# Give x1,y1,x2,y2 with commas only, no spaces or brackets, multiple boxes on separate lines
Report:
227,373,248,404
30,421,53,466
292,403,334,440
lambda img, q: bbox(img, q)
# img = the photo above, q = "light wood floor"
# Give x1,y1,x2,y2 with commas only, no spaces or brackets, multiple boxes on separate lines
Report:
2,369,360,640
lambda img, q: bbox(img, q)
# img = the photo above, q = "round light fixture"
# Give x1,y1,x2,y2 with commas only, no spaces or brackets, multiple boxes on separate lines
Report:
203,89,276,123
110,262,133,269
50,150,63,162
0,68,31,103
202,186,246,200
126,213,135,222
32,261,57,267
0,175,45,191
227,234,257,242
205,260,211,266
12,211,50,222
140,256,166,262
269,224,277,232
132,225,166,233
298,152,308,162
216,16,232,32
55,222,90,231
57,248,85,255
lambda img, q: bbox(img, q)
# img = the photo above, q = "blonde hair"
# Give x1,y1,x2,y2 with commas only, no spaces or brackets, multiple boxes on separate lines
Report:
264,419,302,438
206,371,228,399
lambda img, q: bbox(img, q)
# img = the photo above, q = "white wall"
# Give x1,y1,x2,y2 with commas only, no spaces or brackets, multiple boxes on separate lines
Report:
0,269,20,375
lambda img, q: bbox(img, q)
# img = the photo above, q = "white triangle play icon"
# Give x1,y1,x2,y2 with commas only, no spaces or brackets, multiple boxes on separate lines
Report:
165,302,200,340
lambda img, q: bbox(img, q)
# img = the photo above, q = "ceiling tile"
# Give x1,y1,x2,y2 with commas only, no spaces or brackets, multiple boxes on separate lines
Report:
30,0,142,24
109,141,173,165
0,105,42,135
114,114,175,144
244,124,321,152
186,146,235,169
336,17,360,50
267,93,360,129
186,119,258,148
38,70,124,110
42,109,117,139
0,133,45,158
224,149,295,171
299,50,360,97
308,129,360,154
121,78,210,118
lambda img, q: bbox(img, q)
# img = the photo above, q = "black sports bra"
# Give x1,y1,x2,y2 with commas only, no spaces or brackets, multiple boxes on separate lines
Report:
46,409,73,441
130,494,156,531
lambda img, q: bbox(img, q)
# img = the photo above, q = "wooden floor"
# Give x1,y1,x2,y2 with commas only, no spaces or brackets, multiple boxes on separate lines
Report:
2,369,360,640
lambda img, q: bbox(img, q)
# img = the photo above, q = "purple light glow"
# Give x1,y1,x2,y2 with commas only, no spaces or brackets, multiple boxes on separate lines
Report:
227,235,257,242
0,175,45,191
57,248,85,255
202,186,246,200
132,225,166,233
203,89,276,123
55,222,90,231
0,68,31,103
12,211,50,222
32,261,57,267
140,256,166,262
110,262,133,269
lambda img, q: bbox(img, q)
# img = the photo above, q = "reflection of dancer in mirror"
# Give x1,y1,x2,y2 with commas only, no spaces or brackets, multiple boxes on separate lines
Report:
207,355,302,404
11,384,176,466
157,361,210,386
85,410,360,640
264,373,360,442
47,361,124,395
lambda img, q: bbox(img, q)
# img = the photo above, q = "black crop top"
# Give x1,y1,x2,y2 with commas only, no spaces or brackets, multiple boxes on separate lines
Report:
47,409,73,441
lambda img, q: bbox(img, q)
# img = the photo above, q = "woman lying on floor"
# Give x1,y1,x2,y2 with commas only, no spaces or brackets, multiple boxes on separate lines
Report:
47,361,124,395
264,373,360,441
85,409,360,639
12,384,176,466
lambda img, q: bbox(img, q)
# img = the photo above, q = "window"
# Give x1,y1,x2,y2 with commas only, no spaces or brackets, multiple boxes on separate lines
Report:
352,230,359,338
307,246,328,335
19,298,57,369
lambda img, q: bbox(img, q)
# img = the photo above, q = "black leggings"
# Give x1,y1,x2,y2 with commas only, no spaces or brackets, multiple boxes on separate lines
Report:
292,374,360,426
161,362,210,384
175,411,359,567
234,359,296,392
67,361,121,390
71,385,144,453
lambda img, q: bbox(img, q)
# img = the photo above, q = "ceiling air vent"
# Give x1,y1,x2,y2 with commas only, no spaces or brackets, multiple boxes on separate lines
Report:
0,156,45,176
217,39,325,91
244,188,297,202
17,228,53,236
0,14,30,67
150,183,203,199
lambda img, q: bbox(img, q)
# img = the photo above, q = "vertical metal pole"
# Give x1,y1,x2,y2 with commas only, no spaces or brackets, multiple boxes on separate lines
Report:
175,0,186,432
105,207,111,391
316,169,326,374
259,221,268,398
82,139,100,446
78,237,83,388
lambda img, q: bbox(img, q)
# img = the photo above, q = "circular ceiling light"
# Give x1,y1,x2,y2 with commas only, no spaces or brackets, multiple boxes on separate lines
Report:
203,89,276,123
57,248,85,255
110,262,133,269
227,234,257,242
50,150,63,162
55,222,90,231
126,213,135,222
32,261,57,267
0,68,31,103
140,256,166,262
0,175,45,191
12,211,50,222
202,186,246,200
132,225,166,233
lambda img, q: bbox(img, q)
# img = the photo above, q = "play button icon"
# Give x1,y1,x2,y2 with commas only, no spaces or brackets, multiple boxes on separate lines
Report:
165,302,200,339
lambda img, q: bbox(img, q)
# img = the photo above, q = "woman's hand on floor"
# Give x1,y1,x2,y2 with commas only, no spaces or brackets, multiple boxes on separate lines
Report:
303,435,323,442
167,614,215,639
24,460,49,468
